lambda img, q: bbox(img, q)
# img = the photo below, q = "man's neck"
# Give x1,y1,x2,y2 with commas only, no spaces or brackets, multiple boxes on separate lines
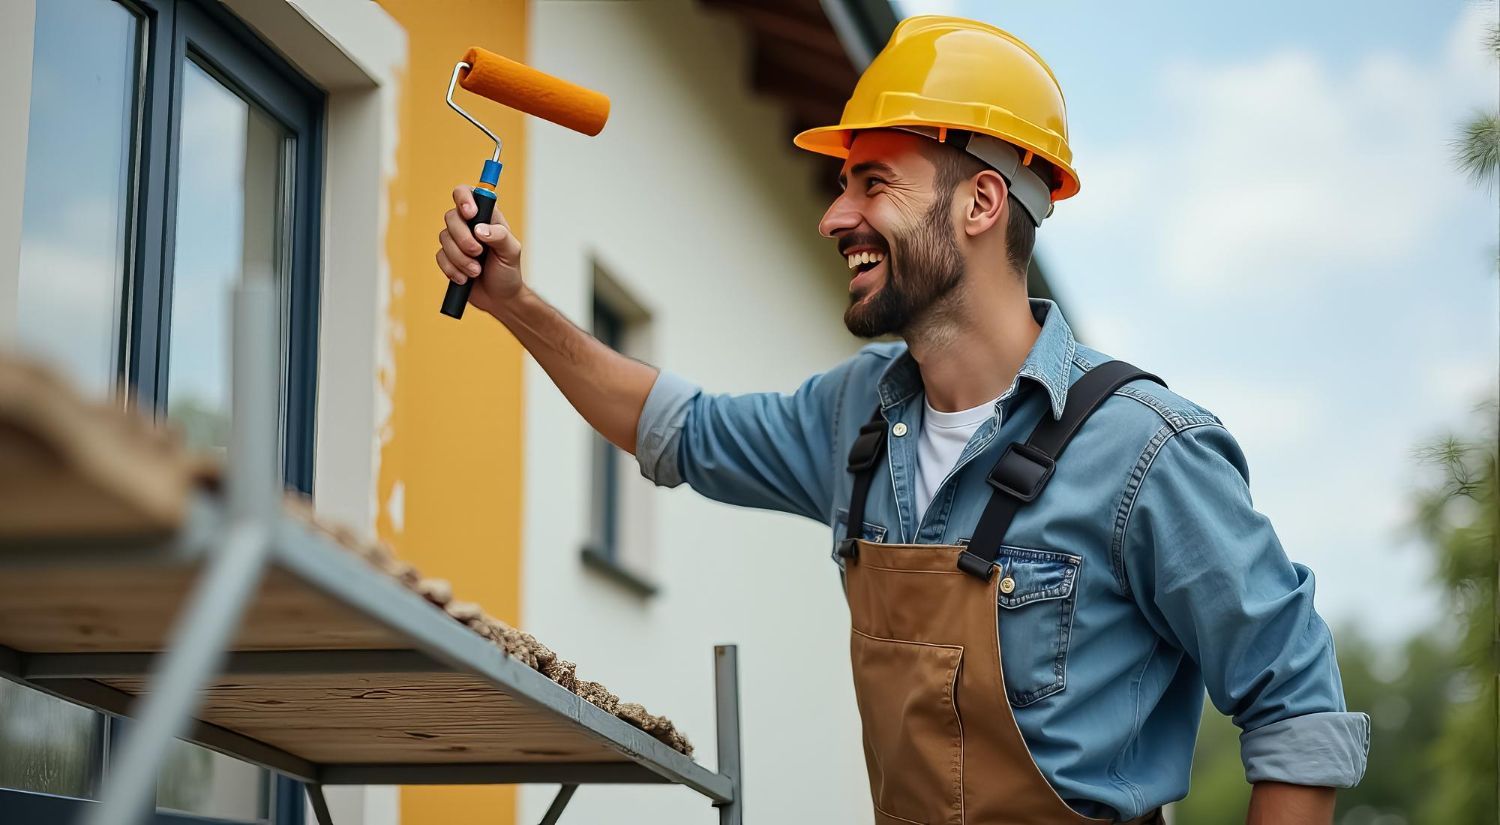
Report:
904,283,1041,414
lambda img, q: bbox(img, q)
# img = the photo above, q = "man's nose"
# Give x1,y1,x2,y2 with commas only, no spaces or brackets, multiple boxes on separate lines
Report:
819,191,861,238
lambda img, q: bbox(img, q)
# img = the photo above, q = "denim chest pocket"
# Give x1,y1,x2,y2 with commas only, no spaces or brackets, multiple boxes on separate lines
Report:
831,507,887,569
960,541,1082,707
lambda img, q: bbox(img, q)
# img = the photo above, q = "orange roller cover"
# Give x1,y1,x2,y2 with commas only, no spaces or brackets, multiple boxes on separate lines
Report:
459,47,610,136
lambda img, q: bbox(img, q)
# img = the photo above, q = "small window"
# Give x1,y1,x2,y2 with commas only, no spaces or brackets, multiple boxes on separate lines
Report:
581,263,658,597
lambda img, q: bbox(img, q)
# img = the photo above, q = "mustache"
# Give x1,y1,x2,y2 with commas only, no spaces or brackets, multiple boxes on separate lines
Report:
837,232,889,257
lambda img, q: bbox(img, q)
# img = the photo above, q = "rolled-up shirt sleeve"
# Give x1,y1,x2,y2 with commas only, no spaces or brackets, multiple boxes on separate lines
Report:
1123,423,1370,788
633,358,857,523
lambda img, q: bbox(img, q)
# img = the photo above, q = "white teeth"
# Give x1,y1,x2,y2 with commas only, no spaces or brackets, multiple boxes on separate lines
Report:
845,251,885,270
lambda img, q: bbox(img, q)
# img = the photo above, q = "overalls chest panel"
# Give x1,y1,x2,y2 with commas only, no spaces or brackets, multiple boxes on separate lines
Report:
837,362,1165,825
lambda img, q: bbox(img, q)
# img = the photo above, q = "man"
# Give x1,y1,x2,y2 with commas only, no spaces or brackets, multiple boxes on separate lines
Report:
434,15,1368,824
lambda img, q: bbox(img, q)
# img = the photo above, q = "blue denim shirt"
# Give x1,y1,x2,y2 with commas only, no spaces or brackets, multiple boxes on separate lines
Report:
635,299,1369,818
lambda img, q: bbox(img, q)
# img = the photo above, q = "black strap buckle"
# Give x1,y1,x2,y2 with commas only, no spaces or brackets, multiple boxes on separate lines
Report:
846,420,886,473
988,442,1056,502
836,538,860,560
956,550,996,580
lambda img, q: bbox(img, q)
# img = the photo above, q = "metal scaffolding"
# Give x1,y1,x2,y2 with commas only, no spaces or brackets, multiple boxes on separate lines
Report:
0,281,742,825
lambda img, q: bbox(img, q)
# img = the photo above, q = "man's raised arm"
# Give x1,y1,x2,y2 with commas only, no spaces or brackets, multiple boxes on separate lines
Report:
436,184,657,455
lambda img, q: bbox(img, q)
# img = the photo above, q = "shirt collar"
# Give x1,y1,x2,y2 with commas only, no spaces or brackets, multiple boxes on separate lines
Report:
876,298,1077,420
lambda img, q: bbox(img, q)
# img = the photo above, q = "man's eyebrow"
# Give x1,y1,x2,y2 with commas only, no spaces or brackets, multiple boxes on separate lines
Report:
838,160,897,190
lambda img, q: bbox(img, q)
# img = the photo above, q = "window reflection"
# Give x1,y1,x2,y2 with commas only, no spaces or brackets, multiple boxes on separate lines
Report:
16,0,140,395
157,739,270,820
5,0,139,799
0,678,104,798
165,58,290,456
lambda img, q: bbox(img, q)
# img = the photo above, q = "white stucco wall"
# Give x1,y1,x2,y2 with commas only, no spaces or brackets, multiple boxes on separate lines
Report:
210,2,406,822
523,1,872,822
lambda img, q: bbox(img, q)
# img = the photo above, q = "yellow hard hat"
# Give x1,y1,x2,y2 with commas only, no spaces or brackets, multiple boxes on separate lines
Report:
794,16,1078,225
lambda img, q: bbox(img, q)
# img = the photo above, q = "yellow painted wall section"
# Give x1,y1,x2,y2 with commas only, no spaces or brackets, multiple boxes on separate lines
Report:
373,2,527,824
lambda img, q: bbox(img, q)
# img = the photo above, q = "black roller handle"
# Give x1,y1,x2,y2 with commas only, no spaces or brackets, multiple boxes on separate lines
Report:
441,186,499,319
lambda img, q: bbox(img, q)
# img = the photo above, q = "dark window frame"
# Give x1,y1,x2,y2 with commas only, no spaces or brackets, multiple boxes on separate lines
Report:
589,295,625,561
127,0,324,493
579,288,658,598
2,0,323,821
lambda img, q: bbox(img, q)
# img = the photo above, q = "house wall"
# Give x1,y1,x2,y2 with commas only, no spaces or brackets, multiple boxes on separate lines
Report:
0,0,877,821
521,1,872,822
365,2,529,824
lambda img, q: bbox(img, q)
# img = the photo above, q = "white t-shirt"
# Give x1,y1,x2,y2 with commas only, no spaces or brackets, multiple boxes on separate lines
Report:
915,393,1002,524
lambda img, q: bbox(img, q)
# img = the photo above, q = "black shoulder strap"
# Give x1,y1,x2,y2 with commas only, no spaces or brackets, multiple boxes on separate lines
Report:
957,360,1164,579
836,407,887,561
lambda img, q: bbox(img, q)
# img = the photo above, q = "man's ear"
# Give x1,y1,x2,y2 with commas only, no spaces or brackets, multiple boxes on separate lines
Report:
963,169,1009,238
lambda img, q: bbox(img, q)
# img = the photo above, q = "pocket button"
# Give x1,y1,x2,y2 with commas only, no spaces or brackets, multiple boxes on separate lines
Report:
999,576,1016,594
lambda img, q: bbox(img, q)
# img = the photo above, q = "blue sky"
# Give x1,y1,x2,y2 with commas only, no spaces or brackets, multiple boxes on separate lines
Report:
897,1,1500,641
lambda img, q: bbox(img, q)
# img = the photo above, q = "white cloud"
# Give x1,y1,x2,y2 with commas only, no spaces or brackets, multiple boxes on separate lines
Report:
13,237,126,396
1185,378,1323,454
1043,5,1498,641
1422,359,1499,422
1066,5,1499,298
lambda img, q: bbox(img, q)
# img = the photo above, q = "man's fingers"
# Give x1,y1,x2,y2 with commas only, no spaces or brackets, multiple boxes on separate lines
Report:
474,222,521,261
439,230,481,276
443,208,483,257
435,249,468,285
452,185,476,219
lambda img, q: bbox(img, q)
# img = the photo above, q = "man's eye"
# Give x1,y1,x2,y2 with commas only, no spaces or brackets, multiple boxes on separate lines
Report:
865,177,885,191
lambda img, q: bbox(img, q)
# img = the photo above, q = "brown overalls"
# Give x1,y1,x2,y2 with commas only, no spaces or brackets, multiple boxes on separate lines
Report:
837,361,1165,825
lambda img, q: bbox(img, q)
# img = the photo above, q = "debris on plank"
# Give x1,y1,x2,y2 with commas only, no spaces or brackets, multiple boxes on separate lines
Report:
0,354,695,757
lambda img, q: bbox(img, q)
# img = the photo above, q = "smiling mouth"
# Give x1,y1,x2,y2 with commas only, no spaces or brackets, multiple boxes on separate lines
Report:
845,249,886,276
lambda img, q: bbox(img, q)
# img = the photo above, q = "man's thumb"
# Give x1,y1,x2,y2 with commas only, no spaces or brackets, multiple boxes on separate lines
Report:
474,223,518,257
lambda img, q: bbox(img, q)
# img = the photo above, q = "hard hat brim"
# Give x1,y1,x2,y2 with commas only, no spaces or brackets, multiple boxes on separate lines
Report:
792,121,1081,202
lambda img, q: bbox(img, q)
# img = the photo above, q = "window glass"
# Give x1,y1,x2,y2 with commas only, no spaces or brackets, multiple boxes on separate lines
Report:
165,58,290,457
4,0,138,799
15,0,140,395
157,740,269,820
591,297,625,559
155,56,288,812
0,678,103,798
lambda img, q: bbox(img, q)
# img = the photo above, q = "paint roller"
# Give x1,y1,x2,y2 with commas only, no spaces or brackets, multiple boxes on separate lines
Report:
440,47,610,319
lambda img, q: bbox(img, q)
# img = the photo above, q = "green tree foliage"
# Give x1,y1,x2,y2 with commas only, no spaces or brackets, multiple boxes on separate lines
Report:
1452,6,1500,189
1176,705,1250,825
1177,629,1462,824
1413,399,1499,824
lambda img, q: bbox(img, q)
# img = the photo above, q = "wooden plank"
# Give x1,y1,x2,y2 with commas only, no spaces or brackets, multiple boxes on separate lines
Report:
0,361,201,539
100,672,631,765
0,563,410,653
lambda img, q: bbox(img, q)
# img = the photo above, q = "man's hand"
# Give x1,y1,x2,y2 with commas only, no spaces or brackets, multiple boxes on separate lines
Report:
435,185,525,317
1247,782,1335,825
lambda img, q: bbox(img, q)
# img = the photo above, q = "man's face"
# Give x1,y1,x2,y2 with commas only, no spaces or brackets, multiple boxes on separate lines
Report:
819,130,966,339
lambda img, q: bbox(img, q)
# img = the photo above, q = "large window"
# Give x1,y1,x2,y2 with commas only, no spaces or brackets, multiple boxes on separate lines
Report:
1,0,323,822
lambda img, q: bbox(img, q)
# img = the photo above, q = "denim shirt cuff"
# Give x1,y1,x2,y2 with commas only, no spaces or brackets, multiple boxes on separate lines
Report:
1240,710,1371,788
634,370,700,488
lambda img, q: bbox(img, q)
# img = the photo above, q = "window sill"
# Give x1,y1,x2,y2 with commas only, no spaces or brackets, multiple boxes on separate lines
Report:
580,545,658,599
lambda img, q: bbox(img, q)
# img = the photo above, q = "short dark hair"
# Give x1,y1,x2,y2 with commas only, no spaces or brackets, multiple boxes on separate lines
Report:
926,142,1038,277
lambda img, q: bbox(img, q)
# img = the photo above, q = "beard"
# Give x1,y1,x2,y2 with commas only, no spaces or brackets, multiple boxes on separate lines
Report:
843,195,966,339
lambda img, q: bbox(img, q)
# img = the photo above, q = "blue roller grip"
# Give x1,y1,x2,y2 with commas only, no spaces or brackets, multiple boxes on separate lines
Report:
441,185,499,319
